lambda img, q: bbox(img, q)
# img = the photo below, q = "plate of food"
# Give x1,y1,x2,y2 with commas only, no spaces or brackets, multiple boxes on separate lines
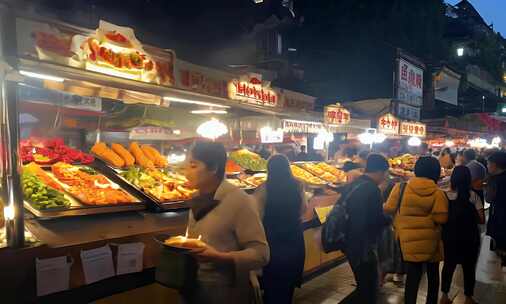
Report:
154,233,207,253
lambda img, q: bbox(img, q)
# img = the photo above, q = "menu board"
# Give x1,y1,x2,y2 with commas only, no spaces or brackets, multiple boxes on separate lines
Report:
399,121,426,137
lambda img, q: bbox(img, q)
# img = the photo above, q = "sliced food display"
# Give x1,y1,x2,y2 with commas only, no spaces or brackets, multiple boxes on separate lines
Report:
299,162,347,184
22,171,70,210
51,162,138,205
21,137,94,165
243,173,267,187
229,149,267,172
290,165,326,186
316,162,347,182
120,167,196,202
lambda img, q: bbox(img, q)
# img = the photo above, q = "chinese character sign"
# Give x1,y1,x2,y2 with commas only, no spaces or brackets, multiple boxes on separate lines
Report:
397,58,423,106
324,104,351,125
399,121,426,137
378,113,400,135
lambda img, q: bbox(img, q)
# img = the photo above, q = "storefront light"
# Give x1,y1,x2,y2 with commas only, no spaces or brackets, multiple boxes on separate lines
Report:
20,70,64,82
196,118,228,140
457,47,464,57
316,129,334,143
164,97,230,109
408,136,422,147
4,205,15,221
492,136,501,146
358,130,386,145
445,140,455,147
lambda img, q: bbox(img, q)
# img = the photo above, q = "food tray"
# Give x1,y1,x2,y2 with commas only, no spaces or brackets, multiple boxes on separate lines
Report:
93,158,190,211
25,165,146,220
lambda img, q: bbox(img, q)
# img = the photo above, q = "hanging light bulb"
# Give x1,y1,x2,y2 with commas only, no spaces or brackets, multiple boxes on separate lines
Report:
196,118,228,140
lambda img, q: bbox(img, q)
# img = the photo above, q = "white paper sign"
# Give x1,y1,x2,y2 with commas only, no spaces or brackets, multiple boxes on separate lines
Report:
80,245,115,284
36,256,72,296
115,242,145,275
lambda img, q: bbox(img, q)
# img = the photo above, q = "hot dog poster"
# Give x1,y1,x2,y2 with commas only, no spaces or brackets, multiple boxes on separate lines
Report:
16,18,175,87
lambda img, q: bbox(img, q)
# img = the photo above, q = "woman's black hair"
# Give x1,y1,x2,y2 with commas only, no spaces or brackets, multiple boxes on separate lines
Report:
414,156,441,183
488,151,506,170
450,165,471,203
190,141,227,179
264,154,303,233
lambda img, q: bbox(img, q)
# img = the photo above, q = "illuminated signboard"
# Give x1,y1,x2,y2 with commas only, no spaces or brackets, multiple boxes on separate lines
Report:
228,74,278,107
399,121,426,137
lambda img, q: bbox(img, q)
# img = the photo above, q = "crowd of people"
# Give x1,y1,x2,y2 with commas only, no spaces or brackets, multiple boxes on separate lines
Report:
173,141,505,304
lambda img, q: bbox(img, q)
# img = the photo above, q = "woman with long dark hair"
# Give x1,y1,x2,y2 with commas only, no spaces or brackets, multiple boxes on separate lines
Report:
253,154,306,304
440,166,483,304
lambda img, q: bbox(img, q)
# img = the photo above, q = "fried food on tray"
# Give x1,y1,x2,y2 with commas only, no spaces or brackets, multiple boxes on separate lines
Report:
129,142,154,168
111,143,135,167
92,142,125,167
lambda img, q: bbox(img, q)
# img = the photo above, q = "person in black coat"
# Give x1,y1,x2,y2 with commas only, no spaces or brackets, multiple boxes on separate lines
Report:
338,154,390,304
485,151,506,262
253,154,306,304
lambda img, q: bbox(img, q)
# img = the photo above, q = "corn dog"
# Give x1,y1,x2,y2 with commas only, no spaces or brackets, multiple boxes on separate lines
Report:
91,142,125,167
111,143,135,167
129,142,154,168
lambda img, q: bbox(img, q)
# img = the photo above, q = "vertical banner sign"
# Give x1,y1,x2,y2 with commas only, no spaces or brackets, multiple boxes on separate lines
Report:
378,113,400,135
324,104,351,125
399,121,426,137
397,58,424,106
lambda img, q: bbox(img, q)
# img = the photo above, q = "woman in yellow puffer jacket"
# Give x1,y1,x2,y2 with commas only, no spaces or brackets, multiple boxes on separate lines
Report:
385,156,448,304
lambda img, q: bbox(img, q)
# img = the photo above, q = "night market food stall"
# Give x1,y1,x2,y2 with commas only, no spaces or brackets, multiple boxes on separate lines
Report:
0,9,354,303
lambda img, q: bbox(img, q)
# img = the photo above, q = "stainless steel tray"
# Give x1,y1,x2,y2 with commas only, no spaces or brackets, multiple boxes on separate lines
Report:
24,164,146,219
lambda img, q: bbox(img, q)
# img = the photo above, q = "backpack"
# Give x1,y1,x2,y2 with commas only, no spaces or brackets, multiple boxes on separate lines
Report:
321,181,365,253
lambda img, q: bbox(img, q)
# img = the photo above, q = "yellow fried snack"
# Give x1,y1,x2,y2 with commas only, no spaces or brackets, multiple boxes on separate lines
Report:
129,142,154,168
140,145,157,162
111,143,135,167
91,142,125,167
141,145,167,167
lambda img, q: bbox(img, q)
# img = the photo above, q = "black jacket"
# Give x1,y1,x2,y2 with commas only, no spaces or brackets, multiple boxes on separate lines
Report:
341,175,388,264
486,170,506,250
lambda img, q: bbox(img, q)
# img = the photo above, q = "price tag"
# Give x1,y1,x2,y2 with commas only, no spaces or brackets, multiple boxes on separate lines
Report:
80,245,115,284
115,242,145,275
36,256,72,296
